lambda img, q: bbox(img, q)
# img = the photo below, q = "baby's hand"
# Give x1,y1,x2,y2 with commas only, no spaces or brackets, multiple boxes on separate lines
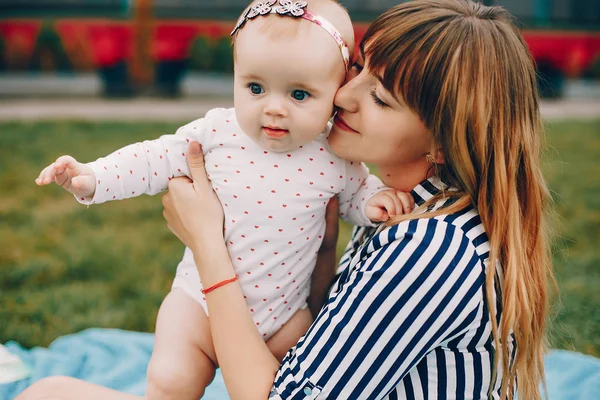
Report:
365,189,415,222
35,155,97,198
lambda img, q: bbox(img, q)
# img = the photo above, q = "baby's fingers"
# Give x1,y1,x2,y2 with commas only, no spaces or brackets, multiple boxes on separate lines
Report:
396,191,415,214
70,175,91,190
54,156,79,174
36,164,58,185
35,167,48,185
37,155,80,186
382,190,404,218
54,168,71,188
374,193,398,219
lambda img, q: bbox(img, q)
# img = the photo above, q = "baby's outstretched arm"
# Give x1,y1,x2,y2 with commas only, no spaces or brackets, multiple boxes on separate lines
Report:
36,112,217,206
35,155,96,199
364,189,415,222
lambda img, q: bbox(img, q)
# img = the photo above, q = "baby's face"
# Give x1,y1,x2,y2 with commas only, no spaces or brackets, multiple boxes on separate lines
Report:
233,20,346,152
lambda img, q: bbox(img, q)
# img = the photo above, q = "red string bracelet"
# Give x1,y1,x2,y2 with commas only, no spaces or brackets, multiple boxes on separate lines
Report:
201,275,239,295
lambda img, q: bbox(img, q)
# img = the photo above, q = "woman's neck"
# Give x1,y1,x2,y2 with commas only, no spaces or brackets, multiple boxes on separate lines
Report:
377,160,431,192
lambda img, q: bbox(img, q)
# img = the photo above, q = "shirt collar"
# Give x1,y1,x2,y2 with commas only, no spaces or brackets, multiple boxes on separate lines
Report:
410,176,449,207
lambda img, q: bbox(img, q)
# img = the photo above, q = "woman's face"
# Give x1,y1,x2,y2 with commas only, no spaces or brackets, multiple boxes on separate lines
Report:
327,52,433,168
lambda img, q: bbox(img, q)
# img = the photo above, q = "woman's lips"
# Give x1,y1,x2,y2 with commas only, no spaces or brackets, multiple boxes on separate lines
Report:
263,127,289,138
333,115,358,133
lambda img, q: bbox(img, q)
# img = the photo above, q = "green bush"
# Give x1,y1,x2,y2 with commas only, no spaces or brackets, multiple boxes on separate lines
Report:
0,35,5,71
189,35,215,71
30,21,72,72
213,36,234,73
586,55,600,80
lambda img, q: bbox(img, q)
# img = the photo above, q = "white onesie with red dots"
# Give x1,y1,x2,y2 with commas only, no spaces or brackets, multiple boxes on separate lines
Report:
79,107,386,339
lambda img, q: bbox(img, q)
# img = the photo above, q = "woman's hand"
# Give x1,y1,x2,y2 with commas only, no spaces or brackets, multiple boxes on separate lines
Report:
162,141,224,254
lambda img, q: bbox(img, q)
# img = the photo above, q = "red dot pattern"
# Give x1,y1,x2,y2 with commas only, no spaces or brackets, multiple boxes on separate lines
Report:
78,108,387,340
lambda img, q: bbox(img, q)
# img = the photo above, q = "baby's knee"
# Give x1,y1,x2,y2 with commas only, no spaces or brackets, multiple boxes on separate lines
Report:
146,359,211,400
146,363,185,398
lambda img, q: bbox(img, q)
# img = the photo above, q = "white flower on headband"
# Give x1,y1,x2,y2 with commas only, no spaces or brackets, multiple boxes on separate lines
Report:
248,0,277,18
232,7,250,35
277,0,308,17
232,0,276,35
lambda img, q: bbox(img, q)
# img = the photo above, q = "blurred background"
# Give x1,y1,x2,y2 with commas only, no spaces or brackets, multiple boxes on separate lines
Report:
0,0,599,364
0,0,598,98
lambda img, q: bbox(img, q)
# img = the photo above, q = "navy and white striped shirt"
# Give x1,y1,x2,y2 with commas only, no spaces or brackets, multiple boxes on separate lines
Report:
269,177,513,399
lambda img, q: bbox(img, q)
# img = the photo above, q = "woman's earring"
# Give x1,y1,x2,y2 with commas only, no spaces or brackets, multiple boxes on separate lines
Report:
426,153,436,164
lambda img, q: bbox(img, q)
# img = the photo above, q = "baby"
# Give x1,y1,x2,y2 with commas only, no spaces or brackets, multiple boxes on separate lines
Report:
36,0,413,398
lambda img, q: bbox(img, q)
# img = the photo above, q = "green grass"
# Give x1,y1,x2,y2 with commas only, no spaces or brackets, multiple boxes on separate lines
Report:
0,119,599,357
543,120,600,356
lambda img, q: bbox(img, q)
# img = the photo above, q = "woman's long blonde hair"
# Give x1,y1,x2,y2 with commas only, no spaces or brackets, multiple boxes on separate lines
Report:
365,0,556,398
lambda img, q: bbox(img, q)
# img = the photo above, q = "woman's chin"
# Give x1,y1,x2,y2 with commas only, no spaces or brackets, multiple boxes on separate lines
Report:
328,129,360,161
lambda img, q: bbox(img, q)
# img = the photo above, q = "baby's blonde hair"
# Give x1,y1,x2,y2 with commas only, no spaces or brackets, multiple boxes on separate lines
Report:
232,0,354,62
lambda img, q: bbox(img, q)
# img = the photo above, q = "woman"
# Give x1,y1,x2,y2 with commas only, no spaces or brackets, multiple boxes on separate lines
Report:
17,0,554,399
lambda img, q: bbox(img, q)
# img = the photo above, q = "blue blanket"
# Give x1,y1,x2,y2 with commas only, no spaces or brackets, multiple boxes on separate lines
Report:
0,329,226,399
2,328,599,399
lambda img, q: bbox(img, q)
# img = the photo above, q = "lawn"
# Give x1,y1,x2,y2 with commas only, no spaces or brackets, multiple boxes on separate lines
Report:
0,119,599,357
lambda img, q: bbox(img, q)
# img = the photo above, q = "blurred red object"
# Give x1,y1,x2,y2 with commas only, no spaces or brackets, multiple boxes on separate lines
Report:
0,21,41,68
152,21,232,61
524,31,600,78
1,19,598,79
0,20,133,69
87,22,133,67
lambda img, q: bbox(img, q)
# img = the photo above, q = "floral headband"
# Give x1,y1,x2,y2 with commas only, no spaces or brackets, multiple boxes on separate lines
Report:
230,0,350,70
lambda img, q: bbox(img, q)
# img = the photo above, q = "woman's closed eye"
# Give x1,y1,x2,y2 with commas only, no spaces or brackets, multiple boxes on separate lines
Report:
248,83,264,95
370,89,389,108
291,89,310,102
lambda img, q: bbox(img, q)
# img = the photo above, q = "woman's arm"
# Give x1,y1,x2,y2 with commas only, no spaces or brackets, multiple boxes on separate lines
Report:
162,142,279,400
198,247,281,400
16,376,142,400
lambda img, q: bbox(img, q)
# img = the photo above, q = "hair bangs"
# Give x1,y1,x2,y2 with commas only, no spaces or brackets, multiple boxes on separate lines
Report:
359,3,473,128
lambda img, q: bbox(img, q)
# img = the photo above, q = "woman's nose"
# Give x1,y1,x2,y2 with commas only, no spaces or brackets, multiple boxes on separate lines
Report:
334,74,360,113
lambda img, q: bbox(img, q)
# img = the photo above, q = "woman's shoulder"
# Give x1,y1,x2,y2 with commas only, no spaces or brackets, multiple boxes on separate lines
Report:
333,203,489,336
339,205,488,278
333,210,488,317
382,205,488,261
384,177,490,261
339,177,490,275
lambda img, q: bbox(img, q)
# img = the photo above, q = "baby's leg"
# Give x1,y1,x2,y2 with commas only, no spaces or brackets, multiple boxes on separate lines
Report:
146,289,217,400
266,307,313,362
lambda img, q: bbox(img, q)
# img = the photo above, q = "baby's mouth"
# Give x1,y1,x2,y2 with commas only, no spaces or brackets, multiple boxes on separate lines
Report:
263,126,289,139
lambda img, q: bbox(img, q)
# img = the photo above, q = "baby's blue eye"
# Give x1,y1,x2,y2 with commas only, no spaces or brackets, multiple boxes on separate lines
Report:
292,90,309,101
249,83,264,95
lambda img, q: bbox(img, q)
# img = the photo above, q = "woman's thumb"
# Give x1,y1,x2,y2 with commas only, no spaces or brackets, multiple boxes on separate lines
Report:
186,141,207,183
